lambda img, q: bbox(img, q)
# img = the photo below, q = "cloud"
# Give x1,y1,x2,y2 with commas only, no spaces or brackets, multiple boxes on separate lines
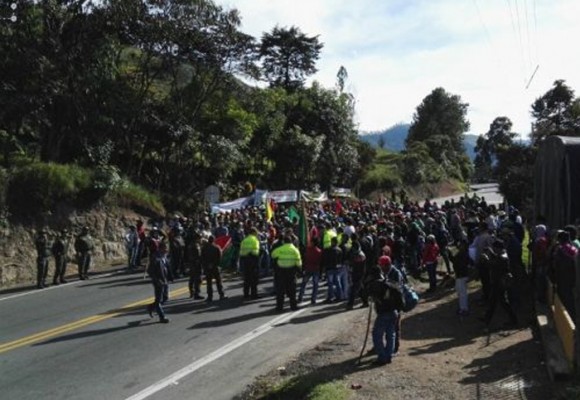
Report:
216,0,580,138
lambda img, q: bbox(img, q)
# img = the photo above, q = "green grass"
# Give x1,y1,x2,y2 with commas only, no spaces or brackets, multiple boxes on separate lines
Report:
111,180,165,216
267,377,350,400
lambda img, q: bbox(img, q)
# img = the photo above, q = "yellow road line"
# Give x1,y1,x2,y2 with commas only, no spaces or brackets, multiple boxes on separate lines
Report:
0,286,190,354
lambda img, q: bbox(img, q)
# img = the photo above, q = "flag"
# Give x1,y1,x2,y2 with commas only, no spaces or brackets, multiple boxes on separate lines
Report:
215,235,235,269
298,205,310,247
265,198,274,222
287,206,300,224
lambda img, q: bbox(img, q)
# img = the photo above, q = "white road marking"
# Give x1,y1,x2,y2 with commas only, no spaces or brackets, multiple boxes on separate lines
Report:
125,307,307,400
0,271,122,302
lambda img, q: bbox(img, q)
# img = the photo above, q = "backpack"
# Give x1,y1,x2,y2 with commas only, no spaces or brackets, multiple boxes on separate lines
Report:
401,284,420,312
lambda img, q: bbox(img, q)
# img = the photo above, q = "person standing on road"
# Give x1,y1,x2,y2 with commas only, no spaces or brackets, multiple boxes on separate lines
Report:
75,227,94,280
367,255,403,365
34,229,51,289
480,239,518,329
124,225,139,271
422,235,440,293
187,232,204,300
240,228,261,299
52,229,70,285
271,235,302,312
146,242,170,324
298,237,322,304
201,235,227,302
451,238,470,316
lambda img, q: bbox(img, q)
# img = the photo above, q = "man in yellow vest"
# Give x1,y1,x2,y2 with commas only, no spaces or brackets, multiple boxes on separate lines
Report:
240,227,261,299
271,235,302,312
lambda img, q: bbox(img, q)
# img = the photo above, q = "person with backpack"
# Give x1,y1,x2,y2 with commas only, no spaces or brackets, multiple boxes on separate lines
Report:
366,255,404,365
146,242,170,324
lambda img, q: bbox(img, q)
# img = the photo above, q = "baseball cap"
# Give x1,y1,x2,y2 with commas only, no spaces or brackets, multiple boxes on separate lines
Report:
378,255,391,267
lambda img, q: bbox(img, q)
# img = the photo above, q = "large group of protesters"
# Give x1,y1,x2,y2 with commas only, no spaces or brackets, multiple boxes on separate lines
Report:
33,188,579,366
118,189,578,365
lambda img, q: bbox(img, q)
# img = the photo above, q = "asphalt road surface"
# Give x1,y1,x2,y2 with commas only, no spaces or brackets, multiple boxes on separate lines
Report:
434,183,504,206
0,270,360,400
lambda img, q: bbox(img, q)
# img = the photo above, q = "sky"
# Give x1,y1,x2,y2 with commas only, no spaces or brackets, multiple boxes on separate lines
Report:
215,0,580,138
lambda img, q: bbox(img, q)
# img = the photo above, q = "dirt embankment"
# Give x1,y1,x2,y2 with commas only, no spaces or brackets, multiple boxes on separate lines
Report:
0,208,145,289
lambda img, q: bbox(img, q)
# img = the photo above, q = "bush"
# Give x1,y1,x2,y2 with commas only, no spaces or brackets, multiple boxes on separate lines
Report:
7,163,93,215
110,180,165,216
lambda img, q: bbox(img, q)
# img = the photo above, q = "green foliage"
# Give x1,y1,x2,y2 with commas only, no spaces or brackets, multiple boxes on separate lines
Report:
7,163,93,215
473,116,516,182
405,87,471,183
260,26,323,91
531,80,580,144
109,180,165,217
496,143,536,212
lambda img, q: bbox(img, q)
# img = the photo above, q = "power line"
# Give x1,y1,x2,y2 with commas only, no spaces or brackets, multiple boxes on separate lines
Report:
513,0,527,84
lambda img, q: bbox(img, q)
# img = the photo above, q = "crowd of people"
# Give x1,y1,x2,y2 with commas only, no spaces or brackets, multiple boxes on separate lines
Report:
32,189,580,366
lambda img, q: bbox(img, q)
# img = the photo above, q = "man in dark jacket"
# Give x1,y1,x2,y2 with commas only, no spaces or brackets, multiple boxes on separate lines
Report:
35,229,51,289
146,242,170,323
74,227,94,280
480,239,518,329
367,255,403,365
201,235,226,302
187,232,204,300
52,229,70,285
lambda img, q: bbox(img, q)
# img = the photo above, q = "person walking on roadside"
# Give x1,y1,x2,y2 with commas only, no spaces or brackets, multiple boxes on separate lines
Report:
52,229,70,284
201,235,226,302
35,229,51,289
74,227,94,280
240,228,261,299
146,242,170,323
271,235,302,312
366,255,404,365
298,237,322,304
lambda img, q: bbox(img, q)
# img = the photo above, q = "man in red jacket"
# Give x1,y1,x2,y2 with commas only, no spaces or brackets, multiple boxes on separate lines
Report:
422,234,440,293
298,237,322,304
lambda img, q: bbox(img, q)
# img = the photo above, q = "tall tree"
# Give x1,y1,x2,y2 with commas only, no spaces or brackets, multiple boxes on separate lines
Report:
405,87,471,180
531,79,579,144
473,116,516,182
259,26,323,91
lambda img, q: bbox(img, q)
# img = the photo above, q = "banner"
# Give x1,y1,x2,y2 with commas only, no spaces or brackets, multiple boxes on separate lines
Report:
330,187,352,198
253,189,268,206
266,190,298,203
211,196,253,214
300,190,328,202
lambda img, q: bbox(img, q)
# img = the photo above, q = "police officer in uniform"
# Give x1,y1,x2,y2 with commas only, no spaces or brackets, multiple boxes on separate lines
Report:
75,227,94,280
240,228,261,299
35,229,51,289
271,235,302,312
52,229,69,284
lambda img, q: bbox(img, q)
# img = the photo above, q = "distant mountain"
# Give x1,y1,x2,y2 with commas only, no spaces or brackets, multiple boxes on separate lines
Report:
360,124,480,160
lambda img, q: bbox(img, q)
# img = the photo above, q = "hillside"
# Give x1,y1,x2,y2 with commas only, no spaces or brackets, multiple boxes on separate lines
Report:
360,124,480,160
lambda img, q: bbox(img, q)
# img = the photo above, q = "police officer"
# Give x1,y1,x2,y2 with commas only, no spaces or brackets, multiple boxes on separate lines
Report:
35,229,51,289
271,235,302,312
75,226,94,280
52,229,70,284
240,228,261,299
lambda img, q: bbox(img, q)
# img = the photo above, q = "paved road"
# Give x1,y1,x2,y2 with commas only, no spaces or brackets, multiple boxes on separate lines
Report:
0,271,361,400
434,183,504,206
